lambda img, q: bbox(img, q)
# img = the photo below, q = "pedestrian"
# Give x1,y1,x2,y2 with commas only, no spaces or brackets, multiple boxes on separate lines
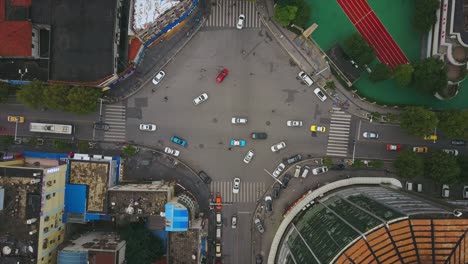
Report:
151,89,155,93
163,96,168,102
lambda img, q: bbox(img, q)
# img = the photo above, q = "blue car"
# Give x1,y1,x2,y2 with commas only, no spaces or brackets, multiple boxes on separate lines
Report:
230,139,246,147
171,136,187,147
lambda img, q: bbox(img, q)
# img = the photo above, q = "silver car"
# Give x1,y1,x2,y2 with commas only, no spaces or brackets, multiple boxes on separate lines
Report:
272,163,286,178
232,117,248,124
313,88,327,101
254,218,264,233
164,147,180,157
287,120,303,127
236,14,245,29
271,142,286,152
152,70,165,85
193,93,208,105
139,124,157,131
243,150,254,164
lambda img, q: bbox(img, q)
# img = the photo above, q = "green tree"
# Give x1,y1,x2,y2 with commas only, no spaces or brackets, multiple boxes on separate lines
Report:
0,83,11,103
0,136,15,150
43,84,70,111
322,157,333,168
66,86,101,114
344,33,375,65
292,0,311,28
123,145,137,157
369,63,391,82
119,222,164,264
413,57,447,94
400,107,439,137
413,0,440,33
78,141,90,153
438,110,468,139
393,64,414,86
368,160,384,169
457,155,468,180
274,5,298,26
393,150,424,179
352,159,365,169
16,80,46,109
53,140,69,152
425,150,460,183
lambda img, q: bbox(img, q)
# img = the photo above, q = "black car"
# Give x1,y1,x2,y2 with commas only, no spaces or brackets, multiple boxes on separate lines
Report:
451,139,466,146
198,171,212,184
282,174,291,188
256,254,263,264
331,164,346,170
93,122,110,131
251,132,267,139
265,196,272,212
285,154,302,164
272,184,281,199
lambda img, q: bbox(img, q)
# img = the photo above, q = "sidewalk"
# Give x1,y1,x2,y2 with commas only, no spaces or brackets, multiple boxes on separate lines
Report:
106,3,208,103
256,0,401,119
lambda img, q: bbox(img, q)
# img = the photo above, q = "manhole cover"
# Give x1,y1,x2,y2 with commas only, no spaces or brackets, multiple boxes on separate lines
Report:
199,144,204,148
266,121,271,126
213,118,218,123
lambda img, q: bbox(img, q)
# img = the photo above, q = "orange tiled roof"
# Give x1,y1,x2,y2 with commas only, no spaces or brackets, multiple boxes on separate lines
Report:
128,37,142,62
335,218,468,264
0,21,32,56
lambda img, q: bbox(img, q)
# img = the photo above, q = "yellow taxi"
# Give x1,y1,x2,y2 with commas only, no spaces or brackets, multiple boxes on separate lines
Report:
7,116,24,123
311,125,326,133
423,135,437,141
413,147,428,153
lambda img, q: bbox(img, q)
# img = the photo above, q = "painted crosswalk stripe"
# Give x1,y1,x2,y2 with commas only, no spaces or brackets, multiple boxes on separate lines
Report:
205,0,260,28
211,181,265,203
327,111,352,157
102,104,126,142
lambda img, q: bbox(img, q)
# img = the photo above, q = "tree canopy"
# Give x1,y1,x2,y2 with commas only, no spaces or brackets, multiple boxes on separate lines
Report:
276,0,310,28
438,110,468,139
66,86,101,114
457,155,468,181
393,64,414,87
344,33,375,66
413,57,447,94
274,5,298,26
369,63,391,82
413,0,440,33
425,150,460,184
393,150,425,179
16,80,46,109
400,107,439,137
119,222,164,264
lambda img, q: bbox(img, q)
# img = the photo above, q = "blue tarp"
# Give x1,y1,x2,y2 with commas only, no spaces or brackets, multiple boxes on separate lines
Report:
23,151,68,159
165,203,189,231
85,213,112,221
151,230,168,250
57,250,88,264
65,184,87,214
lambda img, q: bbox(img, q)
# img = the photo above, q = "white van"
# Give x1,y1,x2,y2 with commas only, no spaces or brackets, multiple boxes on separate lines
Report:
216,227,222,239
301,166,310,178
294,165,301,178
216,212,222,227
298,71,314,86
406,182,413,191
417,184,422,193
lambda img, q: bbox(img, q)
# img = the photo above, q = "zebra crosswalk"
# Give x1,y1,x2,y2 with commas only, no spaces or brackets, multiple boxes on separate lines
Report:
211,181,265,203
326,108,352,157
205,0,260,28
102,104,126,142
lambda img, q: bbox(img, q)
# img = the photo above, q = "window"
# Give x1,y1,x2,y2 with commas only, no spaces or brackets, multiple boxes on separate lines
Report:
32,44,35,48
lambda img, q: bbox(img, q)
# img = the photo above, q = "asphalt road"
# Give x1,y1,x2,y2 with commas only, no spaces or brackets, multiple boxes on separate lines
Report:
124,27,334,263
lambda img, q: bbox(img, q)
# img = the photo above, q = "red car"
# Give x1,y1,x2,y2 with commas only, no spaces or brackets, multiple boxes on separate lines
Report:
216,68,229,83
387,144,401,151
215,194,222,211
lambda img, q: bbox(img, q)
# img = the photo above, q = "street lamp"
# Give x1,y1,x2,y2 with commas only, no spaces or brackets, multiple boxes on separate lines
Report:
264,169,283,185
315,61,329,76
18,68,28,81
14,119,19,141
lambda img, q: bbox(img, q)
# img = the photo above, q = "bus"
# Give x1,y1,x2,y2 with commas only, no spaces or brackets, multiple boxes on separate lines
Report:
29,122,74,135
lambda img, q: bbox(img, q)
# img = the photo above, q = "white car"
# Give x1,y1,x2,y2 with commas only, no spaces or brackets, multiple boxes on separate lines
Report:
164,147,180,157
236,14,245,29
233,178,241,194
313,88,327,101
243,150,254,164
298,71,314,86
152,70,165,85
231,215,237,228
443,149,459,156
193,93,208,105
272,163,286,177
232,117,248,124
139,124,157,131
312,166,328,175
287,120,303,127
271,142,286,152
442,184,450,198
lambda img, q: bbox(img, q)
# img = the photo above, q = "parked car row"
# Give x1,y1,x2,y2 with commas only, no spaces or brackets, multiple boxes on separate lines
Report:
297,71,327,102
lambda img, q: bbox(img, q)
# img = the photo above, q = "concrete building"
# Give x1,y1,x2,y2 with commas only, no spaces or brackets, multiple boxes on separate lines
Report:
0,153,67,264
65,154,120,224
57,232,126,264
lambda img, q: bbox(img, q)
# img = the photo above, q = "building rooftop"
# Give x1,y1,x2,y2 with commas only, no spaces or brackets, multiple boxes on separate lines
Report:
69,160,110,212
0,176,42,261
168,229,200,264
46,0,117,82
0,21,32,56
107,183,171,216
